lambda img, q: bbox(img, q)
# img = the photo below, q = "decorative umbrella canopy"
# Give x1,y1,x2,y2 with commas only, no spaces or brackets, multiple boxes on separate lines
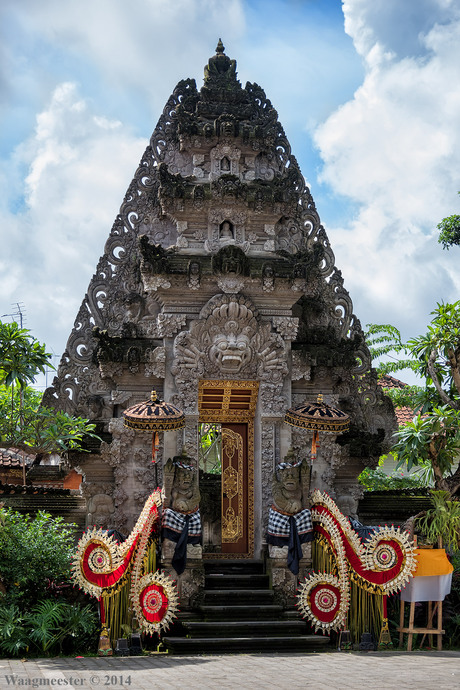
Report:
123,391,185,462
284,394,350,461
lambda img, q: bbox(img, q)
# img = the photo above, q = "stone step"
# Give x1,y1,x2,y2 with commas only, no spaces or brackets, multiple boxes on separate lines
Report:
199,604,283,620
161,635,330,654
203,588,274,605
205,573,270,589
184,620,310,638
203,558,265,575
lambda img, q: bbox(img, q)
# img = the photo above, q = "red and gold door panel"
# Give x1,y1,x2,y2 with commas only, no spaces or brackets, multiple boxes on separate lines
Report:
221,424,248,554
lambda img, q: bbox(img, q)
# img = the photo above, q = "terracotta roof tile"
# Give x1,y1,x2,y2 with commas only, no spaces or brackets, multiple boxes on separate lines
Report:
378,374,408,390
0,448,35,468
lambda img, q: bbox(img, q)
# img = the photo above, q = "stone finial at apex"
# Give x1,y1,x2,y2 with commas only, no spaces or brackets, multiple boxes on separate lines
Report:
204,38,237,82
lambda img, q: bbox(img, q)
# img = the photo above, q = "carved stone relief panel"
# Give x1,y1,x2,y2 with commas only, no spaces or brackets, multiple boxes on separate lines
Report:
144,346,166,379
172,294,289,408
291,351,311,381
254,152,276,181
163,145,193,177
205,208,249,252
261,421,276,531
210,143,241,180
275,217,304,254
138,215,179,249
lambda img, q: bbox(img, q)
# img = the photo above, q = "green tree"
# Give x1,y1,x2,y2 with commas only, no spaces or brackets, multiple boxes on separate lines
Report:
366,301,460,495
438,191,460,249
0,320,99,455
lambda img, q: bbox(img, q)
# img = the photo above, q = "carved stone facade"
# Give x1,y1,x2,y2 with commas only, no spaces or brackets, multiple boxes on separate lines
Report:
44,42,396,597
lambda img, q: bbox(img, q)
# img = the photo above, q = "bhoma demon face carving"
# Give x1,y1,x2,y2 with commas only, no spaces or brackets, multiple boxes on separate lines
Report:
209,331,252,372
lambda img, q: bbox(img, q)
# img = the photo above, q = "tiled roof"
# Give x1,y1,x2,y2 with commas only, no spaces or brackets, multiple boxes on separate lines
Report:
378,374,408,390
378,375,418,426
394,406,416,426
0,448,35,468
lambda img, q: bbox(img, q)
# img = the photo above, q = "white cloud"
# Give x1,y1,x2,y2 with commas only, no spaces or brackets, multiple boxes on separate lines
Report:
1,82,145,354
315,1,460,341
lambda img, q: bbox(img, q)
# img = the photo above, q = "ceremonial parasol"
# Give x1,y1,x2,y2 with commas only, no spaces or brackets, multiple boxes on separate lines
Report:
284,394,350,461
123,390,185,462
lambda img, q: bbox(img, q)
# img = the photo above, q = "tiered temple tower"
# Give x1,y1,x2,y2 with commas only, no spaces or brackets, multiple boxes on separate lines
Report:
44,42,395,568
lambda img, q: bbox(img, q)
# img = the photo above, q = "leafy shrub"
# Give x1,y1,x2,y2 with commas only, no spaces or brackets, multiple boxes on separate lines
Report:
358,466,426,491
0,600,98,657
0,507,76,606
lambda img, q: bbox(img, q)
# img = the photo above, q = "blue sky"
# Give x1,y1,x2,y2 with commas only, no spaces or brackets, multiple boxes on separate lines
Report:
1,0,460,387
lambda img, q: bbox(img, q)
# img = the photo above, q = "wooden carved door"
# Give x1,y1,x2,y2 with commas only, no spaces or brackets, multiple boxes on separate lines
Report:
221,423,248,554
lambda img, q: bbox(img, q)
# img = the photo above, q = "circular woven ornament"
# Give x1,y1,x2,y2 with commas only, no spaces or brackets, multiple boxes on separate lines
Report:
297,572,348,632
132,571,179,635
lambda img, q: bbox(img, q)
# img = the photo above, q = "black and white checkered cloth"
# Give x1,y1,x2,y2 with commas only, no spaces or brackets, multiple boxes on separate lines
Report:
162,507,202,537
267,507,313,540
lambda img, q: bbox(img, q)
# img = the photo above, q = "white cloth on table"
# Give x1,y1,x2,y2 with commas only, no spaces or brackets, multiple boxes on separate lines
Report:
400,573,452,602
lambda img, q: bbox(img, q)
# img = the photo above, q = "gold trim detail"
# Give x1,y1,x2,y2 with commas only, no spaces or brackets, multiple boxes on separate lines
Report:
222,428,243,543
198,379,259,422
222,506,241,542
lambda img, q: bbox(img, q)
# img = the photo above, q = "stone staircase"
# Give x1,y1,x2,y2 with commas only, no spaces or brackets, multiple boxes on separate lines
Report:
162,558,330,654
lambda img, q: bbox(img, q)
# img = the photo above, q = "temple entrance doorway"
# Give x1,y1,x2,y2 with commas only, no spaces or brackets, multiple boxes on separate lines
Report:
197,380,258,558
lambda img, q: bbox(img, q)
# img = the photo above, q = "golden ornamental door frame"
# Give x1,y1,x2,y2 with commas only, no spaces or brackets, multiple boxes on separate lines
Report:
198,379,259,559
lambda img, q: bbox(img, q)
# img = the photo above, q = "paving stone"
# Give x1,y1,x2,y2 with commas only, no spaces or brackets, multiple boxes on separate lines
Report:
1,651,459,690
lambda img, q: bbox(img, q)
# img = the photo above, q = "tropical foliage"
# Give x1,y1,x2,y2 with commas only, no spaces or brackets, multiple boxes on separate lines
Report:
0,320,99,455
0,507,76,606
366,300,460,496
415,490,460,551
438,191,460,249
0,507,98,657
0,600,98,657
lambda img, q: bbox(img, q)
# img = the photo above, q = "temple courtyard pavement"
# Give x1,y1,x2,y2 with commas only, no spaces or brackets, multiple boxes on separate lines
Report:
1,651,459,689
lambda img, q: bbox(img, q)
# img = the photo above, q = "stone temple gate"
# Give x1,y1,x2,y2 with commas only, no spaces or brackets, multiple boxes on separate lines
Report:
44,43,395,593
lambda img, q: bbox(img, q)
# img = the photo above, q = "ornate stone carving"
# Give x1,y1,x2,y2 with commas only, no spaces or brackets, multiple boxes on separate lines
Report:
144,346,166,379
271,453,310,515
272,316,299,340
172,294,288,388
187,261,201,290
262,264,275,292
210,143,241,179
42,42,397,558
157,313,187,338
216,275,246,293
291,351,311,381
260,383,287,416
86,493,115,529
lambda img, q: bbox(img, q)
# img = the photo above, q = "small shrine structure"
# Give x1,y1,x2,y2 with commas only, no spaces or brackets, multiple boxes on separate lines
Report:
44,42,395,604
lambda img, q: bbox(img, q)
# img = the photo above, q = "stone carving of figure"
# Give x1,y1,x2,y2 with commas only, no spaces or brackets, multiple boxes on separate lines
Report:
123,293,144,323
169,460,201,512
220,156,231,172
219,220,234,240
267,450,313,575
209,331,252,373
162,455,202,575
271,451,310,515
86,395,111,420
87,493,114,529
187,261,201,290
262,264,275,292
